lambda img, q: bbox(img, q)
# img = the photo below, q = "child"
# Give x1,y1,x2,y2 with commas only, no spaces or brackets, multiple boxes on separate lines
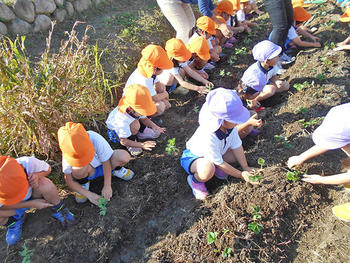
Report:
106,84,165,156
188,16,222,63
287,103,350,222
125,45,174,116
238,0,258,33
57,122,134,205
241,0,264,15
0,156,76,245
334,8,350,51
158,38,212,95
187,36,212,80
283,6,321,49
180,88,258,200
239,40,290,108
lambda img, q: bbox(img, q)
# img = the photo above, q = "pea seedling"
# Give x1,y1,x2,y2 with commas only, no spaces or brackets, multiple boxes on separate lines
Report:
286,170,301,182
19,244,34,263
207,231,218,244
274,135,292,148
165,138,179,155
97,197,108,216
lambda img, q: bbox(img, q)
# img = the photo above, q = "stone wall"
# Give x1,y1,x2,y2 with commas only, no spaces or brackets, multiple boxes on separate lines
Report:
0,0,105,35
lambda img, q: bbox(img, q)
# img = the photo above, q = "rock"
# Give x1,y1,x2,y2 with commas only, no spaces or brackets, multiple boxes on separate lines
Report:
14,0,35,23
64,1,74,16
8,18,31,35
0,21,8,35
55,0,65,7
53,8,66,22
73,0,91,13
0,3,16,22
33,14,51,32
34,0,56,15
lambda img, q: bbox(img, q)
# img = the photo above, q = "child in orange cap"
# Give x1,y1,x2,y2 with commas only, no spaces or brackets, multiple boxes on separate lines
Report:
58,122,134,206
187,36,212,80
237,0,258,33
106,84,165,156
125,45,174,117
0,156,76,245
158,38,212,95
189,16,222,64
334,8,350,51
239,0,264,15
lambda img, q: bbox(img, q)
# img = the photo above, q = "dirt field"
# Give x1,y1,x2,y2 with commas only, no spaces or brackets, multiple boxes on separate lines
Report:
0,0,349,262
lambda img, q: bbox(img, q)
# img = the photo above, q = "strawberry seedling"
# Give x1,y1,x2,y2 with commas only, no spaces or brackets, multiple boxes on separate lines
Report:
165,138,179,155
97,197,109,216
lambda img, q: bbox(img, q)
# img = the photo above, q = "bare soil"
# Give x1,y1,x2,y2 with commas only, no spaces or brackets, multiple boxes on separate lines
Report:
1,0,349,262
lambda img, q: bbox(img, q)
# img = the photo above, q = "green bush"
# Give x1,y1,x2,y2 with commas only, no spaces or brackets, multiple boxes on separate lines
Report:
0,24,112,159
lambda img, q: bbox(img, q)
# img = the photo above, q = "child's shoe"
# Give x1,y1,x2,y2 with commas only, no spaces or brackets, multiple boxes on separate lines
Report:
74,181,90,203
332,202,350,222
6,214,25,245
215,167,227,180
173,86,190,95
112,167,134,181
137,127,160,140
224,42,233,48
249,128,259,136
52,208,77,228
187,175,209,200
227,36,237,43
127,146,143,156
280,53,296,65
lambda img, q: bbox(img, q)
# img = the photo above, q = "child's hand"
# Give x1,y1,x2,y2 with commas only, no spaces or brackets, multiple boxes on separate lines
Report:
141,141,156,151
311,36,320,42
218,23,232,38
243,166,257,173
247,99,261,109
302,174,323,184
248,113,262,127
28,173,39,188
86,192,102,206
102,185,112,200
241,171,259,185
153,126,166,134
287,155,303,169
203,80,213,87
31,199,53,209
198,86,210,94
313,42,321,48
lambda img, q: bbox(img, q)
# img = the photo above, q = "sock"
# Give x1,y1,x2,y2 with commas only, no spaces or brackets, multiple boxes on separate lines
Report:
76,177,89,185
4,216,16,227
139,122,146,133
50,200,64,214
192,175,201,184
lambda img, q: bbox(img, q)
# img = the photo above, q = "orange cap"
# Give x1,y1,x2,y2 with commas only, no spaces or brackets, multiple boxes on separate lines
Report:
165,38,192,62
187,36,210,61
137,45,174,78
216,0,234,15
57,122,94,167
196,16,216,35
0,156,29,206
293,6,312,22
228,0,241,11
214,16,226,29
118,84,157,116
292,0,311,8
340,8,350,23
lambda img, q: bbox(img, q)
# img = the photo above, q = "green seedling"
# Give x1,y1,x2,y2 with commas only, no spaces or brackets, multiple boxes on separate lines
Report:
222,247,232,259
293,81,309,91
227,55,237,65
243,38,253,45
219,69,232,77
206,82,214,90
286,170,301,182
234,47,247,55
207,231,218,244
248,222,263,234
320,56,332,65
257,158,265,169
316,73,325,81
193,105,199,113
165,138,179,155
252,205,262,221
97,197,108,216
249,174,263,182
274,135,292,148
19,244,33,263
296,106,308,114
301,64,307,70
298,117,324,128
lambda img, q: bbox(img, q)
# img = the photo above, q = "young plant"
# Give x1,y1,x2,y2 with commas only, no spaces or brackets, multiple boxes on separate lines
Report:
248,222,263,234
97,197,108,216
227,55,237,65
207,231,218,244
219,69,232,77
252,205,262,221
243,38,253,45
19,244,34,263
249,173,263,182
274,135,292,148
206,82,214,91
296,106,308,114
165,138,179,155
222,247,232,259
320,56,332,65
257,158,265,169
316,73,325,82
234,47,247,55
298,117,324,128
193,105,199,113
293,81,309,91
286,170,301,182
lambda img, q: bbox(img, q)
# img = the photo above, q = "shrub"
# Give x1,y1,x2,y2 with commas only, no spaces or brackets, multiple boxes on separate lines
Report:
0,23,112,159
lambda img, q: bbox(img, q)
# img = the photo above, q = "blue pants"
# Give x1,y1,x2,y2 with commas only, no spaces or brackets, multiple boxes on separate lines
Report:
180,149,200,176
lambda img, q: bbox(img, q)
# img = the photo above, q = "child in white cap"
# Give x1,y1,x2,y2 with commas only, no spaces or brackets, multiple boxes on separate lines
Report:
180,88,258,200
288,103,350,222
239,40,290,109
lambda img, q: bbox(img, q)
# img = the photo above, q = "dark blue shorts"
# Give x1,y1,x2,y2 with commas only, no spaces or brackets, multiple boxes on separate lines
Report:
88,165,104,180
180,149,200,176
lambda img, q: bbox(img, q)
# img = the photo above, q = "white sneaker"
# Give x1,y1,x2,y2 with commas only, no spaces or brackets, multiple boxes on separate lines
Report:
137,127,160,140
127,146,143,156
280,52,296,65
74,181,90,203
112,167,134,181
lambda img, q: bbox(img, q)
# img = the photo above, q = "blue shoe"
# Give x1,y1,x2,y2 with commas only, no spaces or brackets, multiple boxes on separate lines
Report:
52,208,77,228
6,215,25,245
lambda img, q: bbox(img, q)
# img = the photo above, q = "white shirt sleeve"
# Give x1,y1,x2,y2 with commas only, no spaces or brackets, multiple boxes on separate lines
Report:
16,156,50,174
287,26,298,40
62,156,73,174
229,128,243,150
236,10,245,22
88,131,114,163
